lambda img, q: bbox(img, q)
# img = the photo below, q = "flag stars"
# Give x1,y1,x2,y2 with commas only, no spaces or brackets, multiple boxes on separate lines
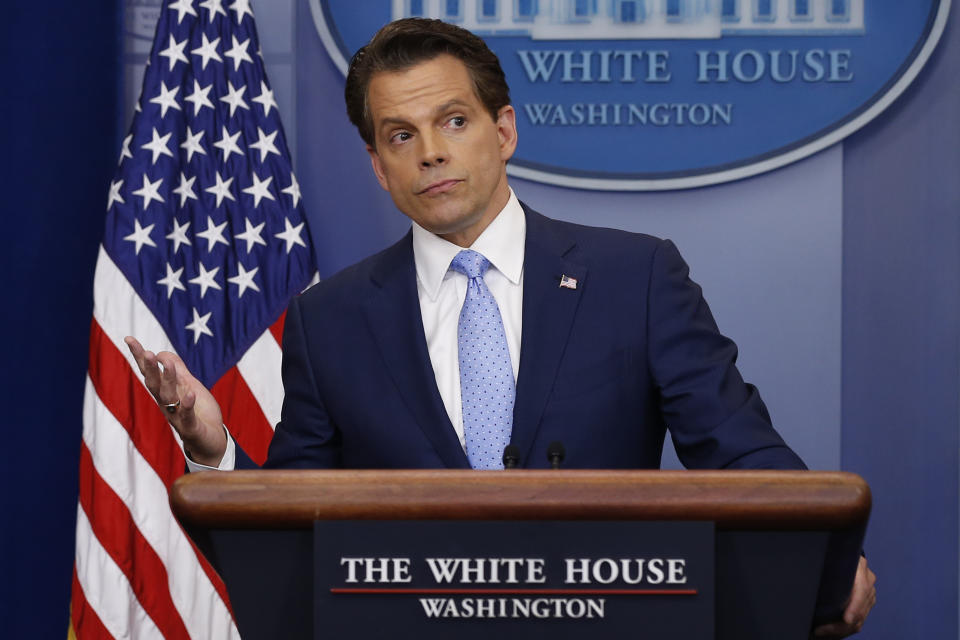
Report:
213,126,243,162
158,34,189,70
242,172,275,207
141,127,174,165
157,263,187,298
132,173,165,210
185,308,214,343
184,80,214,115
118,134,133,165
180,126,207,162
123,219,157,255
229,0,254,24
104,0,312,379
282,172,301,207
191,33,222,70
249,127,280,162
196,216,230,252
219,81,249,117
165,218,192,253
188,262,222,298
149,81,181,118
275,218,307,254
224,35,253,71
252,80,278,117
228,262,260,298
168,0,198,23
107,179,124,211
235,218,267,253
204,171,235,207
199,0,227,20
172,172,198,207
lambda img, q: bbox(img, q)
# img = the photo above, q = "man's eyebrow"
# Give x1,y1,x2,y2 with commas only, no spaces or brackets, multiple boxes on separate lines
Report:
434,99,472,114
377,115,413,129
377,99,474,129
376,98,478,129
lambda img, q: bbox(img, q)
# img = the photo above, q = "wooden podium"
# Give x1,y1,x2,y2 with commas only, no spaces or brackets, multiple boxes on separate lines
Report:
171,470,870,640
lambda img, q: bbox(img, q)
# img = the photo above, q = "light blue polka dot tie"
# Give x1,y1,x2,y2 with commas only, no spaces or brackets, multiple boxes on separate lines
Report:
450,249,515,470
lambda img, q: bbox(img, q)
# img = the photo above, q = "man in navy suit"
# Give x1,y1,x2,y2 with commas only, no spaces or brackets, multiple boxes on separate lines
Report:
260,204,803,471
126,18,874,635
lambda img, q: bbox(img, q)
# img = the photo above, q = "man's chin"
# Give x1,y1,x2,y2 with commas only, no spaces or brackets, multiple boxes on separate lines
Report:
416,209,480,237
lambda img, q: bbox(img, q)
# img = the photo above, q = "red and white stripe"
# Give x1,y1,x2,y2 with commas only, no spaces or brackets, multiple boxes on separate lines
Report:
71,246,286,638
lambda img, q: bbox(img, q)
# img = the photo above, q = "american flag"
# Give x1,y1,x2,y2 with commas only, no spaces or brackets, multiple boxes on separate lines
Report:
71,0,314,637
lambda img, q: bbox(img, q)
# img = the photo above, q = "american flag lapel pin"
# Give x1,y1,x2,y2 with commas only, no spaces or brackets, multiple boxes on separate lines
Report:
559,274,578,290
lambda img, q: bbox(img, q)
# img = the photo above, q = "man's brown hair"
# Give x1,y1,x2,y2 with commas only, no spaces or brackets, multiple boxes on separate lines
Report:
344,18,511,147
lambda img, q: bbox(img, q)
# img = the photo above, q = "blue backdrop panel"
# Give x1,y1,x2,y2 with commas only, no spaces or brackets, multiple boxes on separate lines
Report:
842,7,959,638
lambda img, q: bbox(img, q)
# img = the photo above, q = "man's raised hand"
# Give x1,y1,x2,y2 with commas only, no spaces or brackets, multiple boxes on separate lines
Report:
124,336,227,467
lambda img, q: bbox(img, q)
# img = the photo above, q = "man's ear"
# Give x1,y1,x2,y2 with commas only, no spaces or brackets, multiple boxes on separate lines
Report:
495,105,518,163
366,144,390,191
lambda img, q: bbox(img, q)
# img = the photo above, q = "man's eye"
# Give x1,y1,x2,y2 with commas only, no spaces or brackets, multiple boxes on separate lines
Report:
390,131,412,144
448,116,466,128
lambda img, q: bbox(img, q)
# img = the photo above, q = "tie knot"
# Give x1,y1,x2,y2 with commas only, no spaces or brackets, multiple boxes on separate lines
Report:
449,249,491,279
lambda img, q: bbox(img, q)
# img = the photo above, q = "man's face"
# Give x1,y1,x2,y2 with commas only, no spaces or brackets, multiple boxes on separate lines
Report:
365,55,517,247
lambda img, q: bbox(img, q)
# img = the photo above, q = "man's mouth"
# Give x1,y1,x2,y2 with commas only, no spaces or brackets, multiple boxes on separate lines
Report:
417,179,462,196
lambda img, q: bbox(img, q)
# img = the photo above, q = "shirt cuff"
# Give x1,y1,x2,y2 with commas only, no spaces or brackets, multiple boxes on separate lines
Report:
184,425,237,472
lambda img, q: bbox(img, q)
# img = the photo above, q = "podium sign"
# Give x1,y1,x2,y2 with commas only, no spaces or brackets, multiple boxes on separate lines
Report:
171,469,871,639
314,520,714,639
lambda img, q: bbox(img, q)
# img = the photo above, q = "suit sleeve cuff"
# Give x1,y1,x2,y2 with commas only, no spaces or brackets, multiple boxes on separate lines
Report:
184,425,236,472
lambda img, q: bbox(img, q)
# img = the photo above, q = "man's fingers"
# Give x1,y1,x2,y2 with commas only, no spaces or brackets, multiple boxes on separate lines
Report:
843,558,876,625
843,596,867,626
126,338,159,382
816,557,875,638
814,620,862,638
844,611,865,626
157,349,194,382
124,339,174,411
124,336,145,362
157,354,181,404
126,339,188,392
176,390,198,433
125,336,150,375
131,346,165,400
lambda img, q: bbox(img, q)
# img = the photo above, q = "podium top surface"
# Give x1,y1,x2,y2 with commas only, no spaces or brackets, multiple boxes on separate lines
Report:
170,470,870,531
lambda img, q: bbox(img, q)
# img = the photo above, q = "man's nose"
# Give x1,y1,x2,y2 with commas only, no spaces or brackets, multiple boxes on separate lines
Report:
419,131,448,168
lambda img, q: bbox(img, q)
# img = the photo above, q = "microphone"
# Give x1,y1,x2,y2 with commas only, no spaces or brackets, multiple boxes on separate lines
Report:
546,441,565,469
502,444,520,469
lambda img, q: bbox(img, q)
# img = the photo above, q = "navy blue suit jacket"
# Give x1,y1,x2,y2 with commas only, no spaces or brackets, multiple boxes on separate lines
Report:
242,206,804,470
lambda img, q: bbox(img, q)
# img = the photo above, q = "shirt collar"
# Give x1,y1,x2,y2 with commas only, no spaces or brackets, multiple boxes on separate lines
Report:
412,188,526,301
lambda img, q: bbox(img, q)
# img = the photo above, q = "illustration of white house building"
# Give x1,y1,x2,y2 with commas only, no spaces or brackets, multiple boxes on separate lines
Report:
392,0,865,39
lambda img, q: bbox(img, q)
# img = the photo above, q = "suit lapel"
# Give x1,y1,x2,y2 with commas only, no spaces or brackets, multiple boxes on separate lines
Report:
362,234,470,469
512,208,587,466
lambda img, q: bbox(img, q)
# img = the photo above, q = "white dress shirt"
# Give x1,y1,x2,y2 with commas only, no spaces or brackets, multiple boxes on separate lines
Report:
188,189,526,471
412,188,525,448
